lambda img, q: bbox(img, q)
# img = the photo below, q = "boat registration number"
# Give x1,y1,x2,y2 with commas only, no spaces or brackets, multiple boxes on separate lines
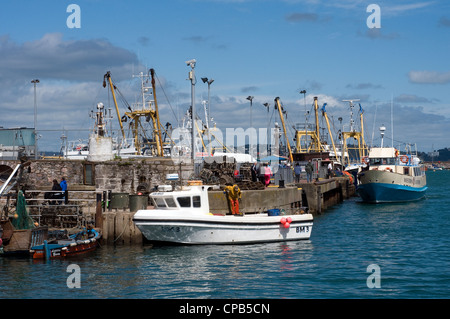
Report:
296,226,310,233
161,226,181,233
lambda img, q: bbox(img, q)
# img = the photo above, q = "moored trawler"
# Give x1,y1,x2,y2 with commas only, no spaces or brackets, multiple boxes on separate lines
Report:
357,145,427,203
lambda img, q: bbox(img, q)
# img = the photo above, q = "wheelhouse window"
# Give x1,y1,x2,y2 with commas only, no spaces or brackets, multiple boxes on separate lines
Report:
177,196,191,207
193,196,201,207
370,158,395,165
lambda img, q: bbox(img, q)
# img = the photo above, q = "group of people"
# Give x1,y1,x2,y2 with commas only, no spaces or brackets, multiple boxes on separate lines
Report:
44,177,68,205
250,162,273,187
294,160,315,183
251,160,318,185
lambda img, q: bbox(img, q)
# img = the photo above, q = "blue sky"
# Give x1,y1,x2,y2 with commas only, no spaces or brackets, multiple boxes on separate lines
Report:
0,0,449,153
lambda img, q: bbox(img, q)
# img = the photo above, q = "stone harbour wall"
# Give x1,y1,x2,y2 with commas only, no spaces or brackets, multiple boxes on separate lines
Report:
0,158,194,194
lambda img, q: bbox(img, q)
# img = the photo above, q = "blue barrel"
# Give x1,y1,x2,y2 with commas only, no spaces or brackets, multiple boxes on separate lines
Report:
267,209,280,216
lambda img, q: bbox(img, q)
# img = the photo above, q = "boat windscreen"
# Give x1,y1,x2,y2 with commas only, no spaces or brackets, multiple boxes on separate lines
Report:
165,197,177,208
154,197,167,208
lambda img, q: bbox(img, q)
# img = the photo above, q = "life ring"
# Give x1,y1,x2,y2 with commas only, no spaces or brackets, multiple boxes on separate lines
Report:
362,156,369,164
399,155,408,163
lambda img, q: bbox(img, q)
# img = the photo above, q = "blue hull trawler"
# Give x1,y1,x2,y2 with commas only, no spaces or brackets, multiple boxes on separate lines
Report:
357,145,427,203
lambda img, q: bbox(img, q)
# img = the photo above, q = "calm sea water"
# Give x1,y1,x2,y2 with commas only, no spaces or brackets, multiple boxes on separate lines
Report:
1,171,449,300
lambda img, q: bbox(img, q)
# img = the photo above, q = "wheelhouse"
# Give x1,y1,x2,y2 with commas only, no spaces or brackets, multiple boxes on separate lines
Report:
149,185,211,214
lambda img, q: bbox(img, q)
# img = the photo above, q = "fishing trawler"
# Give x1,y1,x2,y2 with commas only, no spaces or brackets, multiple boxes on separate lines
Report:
356,126,427,203
63,69,168,160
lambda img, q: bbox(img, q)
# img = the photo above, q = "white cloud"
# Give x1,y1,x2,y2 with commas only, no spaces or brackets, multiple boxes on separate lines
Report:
0,33,141,82
383,1,436,16
408,70,450,84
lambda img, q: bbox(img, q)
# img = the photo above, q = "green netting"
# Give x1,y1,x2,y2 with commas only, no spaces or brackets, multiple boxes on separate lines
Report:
12,190,35,230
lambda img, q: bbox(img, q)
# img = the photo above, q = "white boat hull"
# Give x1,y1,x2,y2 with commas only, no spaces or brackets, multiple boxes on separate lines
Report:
133,212,313,244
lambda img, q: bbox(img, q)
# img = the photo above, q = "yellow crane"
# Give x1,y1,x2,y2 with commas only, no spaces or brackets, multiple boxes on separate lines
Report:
274,97,294,163
340,100,368,164
294,97,323,153
103,71,126,143
321,102,340,162
103,70,164,157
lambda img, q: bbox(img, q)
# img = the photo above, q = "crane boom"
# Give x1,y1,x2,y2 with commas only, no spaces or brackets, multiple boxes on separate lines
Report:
321,103,340,163
150,69,164,157
274,97,293,163
103,71,126,141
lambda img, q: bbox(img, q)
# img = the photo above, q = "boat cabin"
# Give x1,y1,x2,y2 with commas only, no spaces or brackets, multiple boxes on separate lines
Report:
149,185,210,215
365,147,425,177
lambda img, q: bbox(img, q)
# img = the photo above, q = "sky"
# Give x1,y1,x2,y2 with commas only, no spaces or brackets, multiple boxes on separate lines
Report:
0,0,449,154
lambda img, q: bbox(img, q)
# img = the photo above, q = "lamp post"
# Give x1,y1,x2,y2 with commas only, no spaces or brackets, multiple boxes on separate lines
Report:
246,96,254,128
31,79,40,159
201,77,214,154
299,89,307,118
246,96,254,157
186,59,196,161
263,103,270,155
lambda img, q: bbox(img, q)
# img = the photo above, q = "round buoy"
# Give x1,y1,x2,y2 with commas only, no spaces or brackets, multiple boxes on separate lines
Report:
280,217,286,224
286,217,292,224
284,222,290,228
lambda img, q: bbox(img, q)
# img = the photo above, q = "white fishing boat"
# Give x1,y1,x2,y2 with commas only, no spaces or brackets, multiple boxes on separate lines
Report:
356,126,427,203
132,183,313,245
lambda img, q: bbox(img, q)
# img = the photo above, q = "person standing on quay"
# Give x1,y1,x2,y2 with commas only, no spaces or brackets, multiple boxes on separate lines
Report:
305,160,314,183
264,163,272,187
60,177,68,204
294,163,302,183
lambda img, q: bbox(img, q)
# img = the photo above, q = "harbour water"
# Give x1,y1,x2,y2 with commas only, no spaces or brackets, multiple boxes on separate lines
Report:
1,171,449,300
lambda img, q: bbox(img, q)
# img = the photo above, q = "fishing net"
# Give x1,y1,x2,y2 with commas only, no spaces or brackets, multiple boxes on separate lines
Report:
12,190,35,230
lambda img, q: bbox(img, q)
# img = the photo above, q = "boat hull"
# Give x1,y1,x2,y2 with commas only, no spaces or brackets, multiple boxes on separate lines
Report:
357,182,427,203
133,213,313,245
357,170,427,203
30,232,101,259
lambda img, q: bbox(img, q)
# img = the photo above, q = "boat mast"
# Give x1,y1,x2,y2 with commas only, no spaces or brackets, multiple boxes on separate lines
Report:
391,95,394,148
186,59,197,161
380,125,386,148
341,99,369,164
